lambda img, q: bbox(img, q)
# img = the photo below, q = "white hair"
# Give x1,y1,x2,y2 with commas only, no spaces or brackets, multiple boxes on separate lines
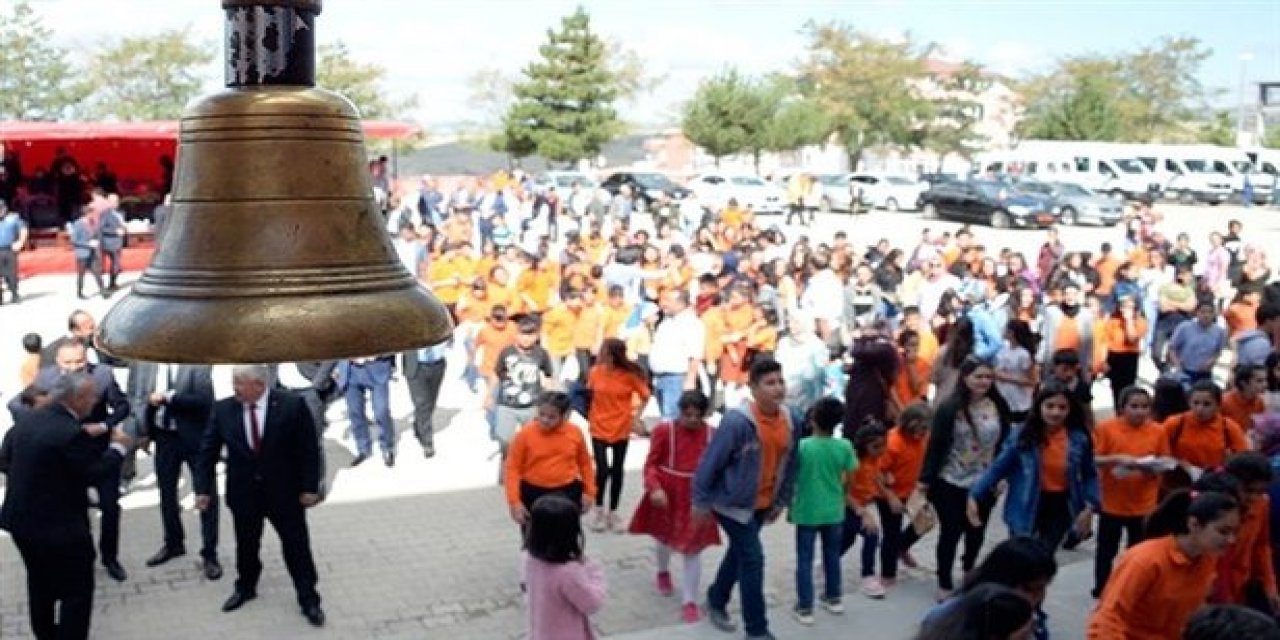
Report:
230,364,273,385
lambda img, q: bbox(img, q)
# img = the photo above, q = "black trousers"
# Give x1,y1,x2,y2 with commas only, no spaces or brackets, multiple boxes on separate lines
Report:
1094,512,1145,595
94,471,121,562
1107,352,1140,407
154,430,219,559
591,438,629,510
13,533,95,640
928,480,994,591
875,498,907,579
405,360,447,449
75,253,104,297
786,203,807,226
232,500,320,608
1033,491,1073,551
101,247,122,287
0,248,17,297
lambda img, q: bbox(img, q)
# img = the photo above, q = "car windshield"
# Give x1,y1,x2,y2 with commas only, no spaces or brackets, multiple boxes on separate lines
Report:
1184,160,1213,173
1113,158,1146,174
1232,160,1256,174
633,173,676,189
817,174,847,186
730,176,765,186
1055,183,1092,197
973,183,1004,199
554,174,596,188
1018,182,1050,194
885,176,917,185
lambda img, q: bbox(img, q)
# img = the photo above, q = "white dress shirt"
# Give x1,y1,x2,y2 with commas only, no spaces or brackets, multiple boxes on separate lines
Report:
649,308,706,375
241,389,269,448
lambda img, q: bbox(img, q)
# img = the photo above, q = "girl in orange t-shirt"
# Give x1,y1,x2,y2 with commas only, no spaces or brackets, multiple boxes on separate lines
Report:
716,286,756,402
842,420,891,598
1163,382,1250,473
586,338,651,533
877,403,932,583
1102,295,1148,406
1200,458,1279,610
744,305,778,366
1088,489,1241,640
1221,364,1267,435
893,330,932,408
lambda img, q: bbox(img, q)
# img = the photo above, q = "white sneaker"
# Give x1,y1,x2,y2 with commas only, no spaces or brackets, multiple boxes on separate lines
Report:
861,576,887,599
819,597,845,614
792,608,815,626
589,509,607,533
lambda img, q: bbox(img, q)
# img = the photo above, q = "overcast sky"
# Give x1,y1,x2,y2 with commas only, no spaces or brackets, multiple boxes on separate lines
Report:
27,0,1280,129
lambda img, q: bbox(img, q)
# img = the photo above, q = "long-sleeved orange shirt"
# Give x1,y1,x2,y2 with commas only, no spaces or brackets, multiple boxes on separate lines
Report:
847,453,884,507
1213,497,1277,603
880,429,927,499
586,365,650,443
1088,535,1219,640
504,420,597,506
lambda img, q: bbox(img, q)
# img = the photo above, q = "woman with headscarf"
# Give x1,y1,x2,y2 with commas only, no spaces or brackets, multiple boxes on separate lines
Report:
775,310,828,423
843,321,901,437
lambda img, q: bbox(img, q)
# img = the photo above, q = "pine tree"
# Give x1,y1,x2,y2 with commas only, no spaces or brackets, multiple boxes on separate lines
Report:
0,1,86,120
496,7,623,163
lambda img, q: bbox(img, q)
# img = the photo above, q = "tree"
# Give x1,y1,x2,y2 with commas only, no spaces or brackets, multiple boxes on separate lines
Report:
80,29,215,121
755,76,830,164
317,41,417,120
496,7,624,163
0,1,86,120
1196,111,1236,146
796,21,933,170
1016,59,1126,141
918,62,988,170
680,68,764,165
1122,36,1213,140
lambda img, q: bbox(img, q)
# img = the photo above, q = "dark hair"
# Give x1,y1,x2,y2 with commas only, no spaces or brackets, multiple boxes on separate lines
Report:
1051,349,1079,367
1153,376,1190,421
1188,379,1223,405
943,357,1008,440
960,536,1058,594
1184,604,1280,640
1145,488,1239,539
537,391,572,416
1017,381,1088,449
852,418,888,457
808,397,845,436
1225,451,1274,486
942,317,976,368
1116,385,1152,412
22,332,42,354
517,316,541,334
524,494,584,564
1267,352,1280,393
915,583,1033,640
898,402,932,429
1256,302,1280,327
747,358,782,386
599,337,646,381
898,329,920,349
677,389,710,415
1233,364,1267,391
1005,319,1037,355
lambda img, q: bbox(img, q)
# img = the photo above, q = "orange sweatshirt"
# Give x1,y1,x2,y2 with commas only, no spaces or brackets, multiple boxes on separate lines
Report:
1088,536,1220,640
504,421,597,506
880,429,927,499
586,365,650,443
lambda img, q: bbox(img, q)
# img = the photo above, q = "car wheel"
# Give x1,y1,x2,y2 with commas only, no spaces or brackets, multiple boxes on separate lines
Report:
885,197,899,212
990,210,1011,229
1060,206,1079,226
922,203,937,219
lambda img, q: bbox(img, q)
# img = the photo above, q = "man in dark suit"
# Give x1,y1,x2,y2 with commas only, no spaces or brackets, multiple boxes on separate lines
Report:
195,365,325,627
336,356,397,467
401,343,448,458
40,309,122,369
0,371,133,640
128,361,221,578
275,361,337,498
12,340,133,582
69,206,107,300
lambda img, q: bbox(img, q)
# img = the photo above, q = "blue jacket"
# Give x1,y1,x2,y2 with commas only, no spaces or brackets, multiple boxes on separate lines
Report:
693,402,800,524
969,427,1100,537
68,218,98,260
968,304,1004,363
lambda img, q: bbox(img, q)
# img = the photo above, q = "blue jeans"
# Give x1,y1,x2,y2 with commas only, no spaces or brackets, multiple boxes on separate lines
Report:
708,511,768,636
345,370,394,455
839,507,881,578
654,373,684,420
795,523,842,610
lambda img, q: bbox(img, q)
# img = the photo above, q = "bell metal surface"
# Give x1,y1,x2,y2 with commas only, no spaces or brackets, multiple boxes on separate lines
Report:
99,0,452,363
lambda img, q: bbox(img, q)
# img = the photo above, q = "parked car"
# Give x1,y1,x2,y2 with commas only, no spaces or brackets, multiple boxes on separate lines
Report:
600,171,693,210
850,173,927,212
689,172,786,214
1014,181,1124,227
535,170,598,191
811,173,855,211
918,179,1058,229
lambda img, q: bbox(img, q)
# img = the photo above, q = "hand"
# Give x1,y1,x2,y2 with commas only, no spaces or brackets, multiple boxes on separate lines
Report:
580,496,592,515
299,492,320,508
148,392,167,406
483,396,494,411
965,497,983,528
195,495,212,511
682,376,697,391
649,488,669,508
137,437,152,455
509,503,530,525
109,427,134,449
888,496,905,515
81,422,109,437
1074,509,1094,539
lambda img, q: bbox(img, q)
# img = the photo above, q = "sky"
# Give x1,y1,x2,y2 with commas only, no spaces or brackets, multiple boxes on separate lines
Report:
26,0,1280,131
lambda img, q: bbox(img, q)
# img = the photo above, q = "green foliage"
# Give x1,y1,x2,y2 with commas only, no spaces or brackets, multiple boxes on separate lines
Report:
318,41,418,121
79,28,214,121
680,68,764,163
0,1,86,120
918,61,988,165
496,7,624,163
1265,127,1280,150
756,76,830,155
796,21,933,168
1017,59,1125,141
1196,111,1236,147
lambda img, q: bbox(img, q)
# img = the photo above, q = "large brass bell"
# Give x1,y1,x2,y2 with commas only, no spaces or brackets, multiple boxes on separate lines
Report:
99,0,452,363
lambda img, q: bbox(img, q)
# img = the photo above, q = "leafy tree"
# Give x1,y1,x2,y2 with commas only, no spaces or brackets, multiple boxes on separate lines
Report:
1122,36,1212,140
918,62,988,170
755,76,830,166
1016,59,1126,141
80,29,215,121
0,1,86,120
796,21,933,170
318,41,418,120
680,68,764,165
496,7,624,163
1196,111,1236,146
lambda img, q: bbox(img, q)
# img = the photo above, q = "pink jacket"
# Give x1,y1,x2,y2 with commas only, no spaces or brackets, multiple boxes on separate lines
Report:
525,556,607,640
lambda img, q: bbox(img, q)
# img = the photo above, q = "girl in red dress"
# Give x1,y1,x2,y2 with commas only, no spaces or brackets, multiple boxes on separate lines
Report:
629,390,721,624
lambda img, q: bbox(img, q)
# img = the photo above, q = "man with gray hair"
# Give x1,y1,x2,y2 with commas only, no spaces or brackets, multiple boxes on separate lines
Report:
0,371,133,640
196,364,325,626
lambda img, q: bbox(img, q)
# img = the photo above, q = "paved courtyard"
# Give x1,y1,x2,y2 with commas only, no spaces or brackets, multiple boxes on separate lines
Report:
0,203,1272,638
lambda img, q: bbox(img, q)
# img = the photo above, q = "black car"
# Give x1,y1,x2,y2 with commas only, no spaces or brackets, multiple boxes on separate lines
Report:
917,180,1058,229
600,171,693,210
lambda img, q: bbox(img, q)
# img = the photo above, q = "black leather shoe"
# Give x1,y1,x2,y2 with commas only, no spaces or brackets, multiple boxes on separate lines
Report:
422,444,435,459
202,558,223,581
103,559,127,582
145,545,186,567
350,452,370,467
383,450,396,467
302,604,325,627
222,590,256,612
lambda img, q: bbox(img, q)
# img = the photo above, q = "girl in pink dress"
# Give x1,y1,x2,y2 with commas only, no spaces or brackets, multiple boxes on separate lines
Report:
525,494,607,640
629,390,721,623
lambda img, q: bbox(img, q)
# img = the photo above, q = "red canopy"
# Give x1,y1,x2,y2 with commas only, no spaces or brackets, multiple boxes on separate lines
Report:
1,120,420,195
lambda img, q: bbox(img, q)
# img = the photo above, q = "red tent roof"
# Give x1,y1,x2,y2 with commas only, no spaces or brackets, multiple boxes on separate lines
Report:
0,120,420,141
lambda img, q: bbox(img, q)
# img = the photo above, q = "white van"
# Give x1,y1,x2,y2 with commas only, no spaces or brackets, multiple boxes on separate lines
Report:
974,142,1161,200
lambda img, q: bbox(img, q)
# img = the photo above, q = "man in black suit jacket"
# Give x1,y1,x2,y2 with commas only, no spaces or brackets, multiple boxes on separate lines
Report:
0,371,133,640
195,365,325,627
128,361,221,578
13,340,133,582
40,309,124,369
